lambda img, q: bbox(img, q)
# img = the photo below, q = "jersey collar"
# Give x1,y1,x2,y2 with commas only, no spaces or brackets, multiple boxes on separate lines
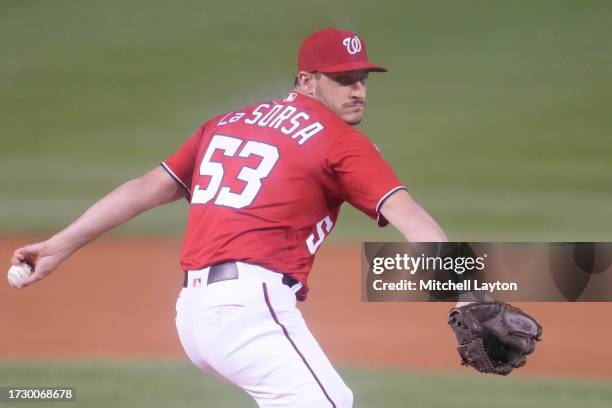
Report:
283,91,323,109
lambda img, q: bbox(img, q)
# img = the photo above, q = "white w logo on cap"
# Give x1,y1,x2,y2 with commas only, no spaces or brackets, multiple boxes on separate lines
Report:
342,36,362,55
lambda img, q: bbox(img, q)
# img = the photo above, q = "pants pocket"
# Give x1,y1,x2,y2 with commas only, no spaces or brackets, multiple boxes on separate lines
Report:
201,304,245,333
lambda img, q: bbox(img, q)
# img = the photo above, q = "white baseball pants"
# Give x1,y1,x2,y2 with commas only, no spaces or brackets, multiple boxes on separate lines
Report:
175,262,353,408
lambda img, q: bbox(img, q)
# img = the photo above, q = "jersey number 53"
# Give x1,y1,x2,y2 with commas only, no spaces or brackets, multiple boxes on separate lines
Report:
191,134,279,209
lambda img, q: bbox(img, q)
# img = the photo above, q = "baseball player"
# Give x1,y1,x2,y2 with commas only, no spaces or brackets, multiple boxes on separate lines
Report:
12,28,449,407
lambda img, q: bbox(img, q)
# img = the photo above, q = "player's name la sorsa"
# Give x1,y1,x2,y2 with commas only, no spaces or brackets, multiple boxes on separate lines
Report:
372,279,518,292
216,99,325,146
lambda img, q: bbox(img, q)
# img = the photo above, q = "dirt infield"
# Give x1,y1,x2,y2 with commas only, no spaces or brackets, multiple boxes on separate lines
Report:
1,236,611,378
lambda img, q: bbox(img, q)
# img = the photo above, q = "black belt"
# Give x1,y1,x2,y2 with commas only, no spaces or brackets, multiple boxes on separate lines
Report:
183,262,300,288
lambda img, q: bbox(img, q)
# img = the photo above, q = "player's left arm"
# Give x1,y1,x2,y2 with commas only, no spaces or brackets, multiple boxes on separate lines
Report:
379,189,448,242
380,191,469,309
380,188,543,365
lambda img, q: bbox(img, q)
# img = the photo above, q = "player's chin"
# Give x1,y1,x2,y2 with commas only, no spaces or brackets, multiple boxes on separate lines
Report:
342,110,364,125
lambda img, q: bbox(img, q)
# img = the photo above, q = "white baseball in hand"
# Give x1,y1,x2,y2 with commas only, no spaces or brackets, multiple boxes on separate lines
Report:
7,263,32,288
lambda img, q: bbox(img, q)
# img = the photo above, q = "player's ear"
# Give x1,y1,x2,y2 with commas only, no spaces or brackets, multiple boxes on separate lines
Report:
295,71,316,96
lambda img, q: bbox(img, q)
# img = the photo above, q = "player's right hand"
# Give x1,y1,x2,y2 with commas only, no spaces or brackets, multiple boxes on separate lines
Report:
11,241,68,288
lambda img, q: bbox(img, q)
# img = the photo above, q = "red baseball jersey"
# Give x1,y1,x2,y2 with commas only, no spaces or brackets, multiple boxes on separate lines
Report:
162,92,404,299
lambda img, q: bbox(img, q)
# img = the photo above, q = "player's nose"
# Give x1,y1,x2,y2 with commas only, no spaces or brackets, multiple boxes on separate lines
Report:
350,80,367,99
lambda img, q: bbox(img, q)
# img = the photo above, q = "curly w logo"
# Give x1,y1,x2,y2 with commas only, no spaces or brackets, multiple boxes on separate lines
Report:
342,36,362,55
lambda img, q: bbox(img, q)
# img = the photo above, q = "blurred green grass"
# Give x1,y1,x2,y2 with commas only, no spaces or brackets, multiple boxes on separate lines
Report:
1,360,611,408
1,0,611,240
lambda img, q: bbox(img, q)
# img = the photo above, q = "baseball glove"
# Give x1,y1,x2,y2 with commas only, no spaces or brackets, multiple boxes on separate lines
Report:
448,301,542,375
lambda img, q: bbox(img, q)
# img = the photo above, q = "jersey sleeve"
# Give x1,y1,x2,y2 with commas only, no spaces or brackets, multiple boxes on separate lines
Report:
161,124,206,198
325,131,405,226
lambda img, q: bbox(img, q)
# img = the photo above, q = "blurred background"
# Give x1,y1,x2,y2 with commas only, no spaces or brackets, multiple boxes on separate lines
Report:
1,1,611,407
1,0,610,240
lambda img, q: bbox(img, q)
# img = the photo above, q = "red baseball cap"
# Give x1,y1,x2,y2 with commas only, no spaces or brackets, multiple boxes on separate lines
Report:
297,28,388,74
